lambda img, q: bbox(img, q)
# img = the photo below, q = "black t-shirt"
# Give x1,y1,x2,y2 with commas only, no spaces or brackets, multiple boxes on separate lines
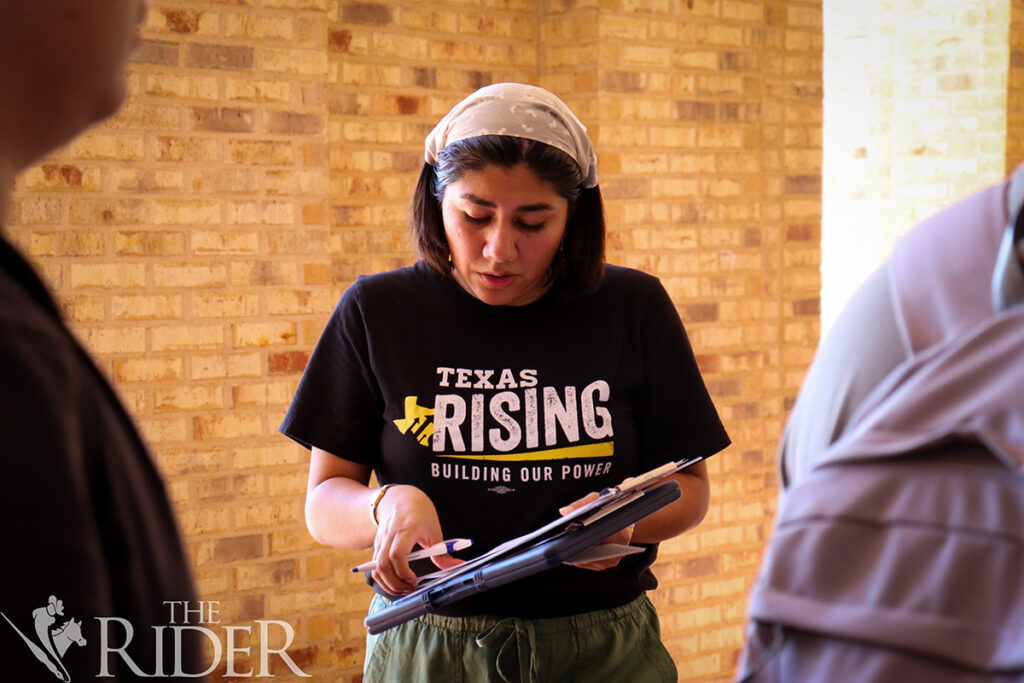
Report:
0,236,203,679
282,262,729,618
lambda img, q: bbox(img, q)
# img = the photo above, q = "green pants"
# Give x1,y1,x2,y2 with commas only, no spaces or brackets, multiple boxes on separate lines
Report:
364,593,678,682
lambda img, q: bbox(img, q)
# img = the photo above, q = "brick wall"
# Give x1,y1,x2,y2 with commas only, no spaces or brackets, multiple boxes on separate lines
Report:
1010,0,1024,173
5,1,823,681
821,0,1011,328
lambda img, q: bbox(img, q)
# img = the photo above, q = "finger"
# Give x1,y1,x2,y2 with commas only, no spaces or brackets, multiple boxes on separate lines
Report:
558,490,600,515
373,551,417,595
385,545,419,589
370,547,404,595
430,554,465,570
566,558,620,571
372,536,416,595
603,528,632,545
372,567,410,596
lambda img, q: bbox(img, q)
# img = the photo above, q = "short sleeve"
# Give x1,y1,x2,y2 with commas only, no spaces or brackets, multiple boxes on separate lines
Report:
279,280,384,464
634,278,730,467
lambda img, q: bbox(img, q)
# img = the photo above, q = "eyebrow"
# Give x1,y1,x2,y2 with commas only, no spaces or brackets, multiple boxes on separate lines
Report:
459,193,555,213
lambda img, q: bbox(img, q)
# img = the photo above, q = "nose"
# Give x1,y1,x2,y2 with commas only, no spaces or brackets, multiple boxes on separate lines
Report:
482,221,517,263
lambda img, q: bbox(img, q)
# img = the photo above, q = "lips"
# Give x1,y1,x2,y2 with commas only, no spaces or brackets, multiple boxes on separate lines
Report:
479,272,515,289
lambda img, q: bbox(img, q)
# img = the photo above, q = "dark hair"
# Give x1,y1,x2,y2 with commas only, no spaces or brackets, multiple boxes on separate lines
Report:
411,135,605,297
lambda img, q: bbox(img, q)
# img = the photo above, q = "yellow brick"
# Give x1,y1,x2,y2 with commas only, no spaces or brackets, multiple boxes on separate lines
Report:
152,136,220,163
114,356,185,382
235,560,298,591
111,294,184,319
144,73,219,101
232,381,295,408
266,289,333,315
699,576,749,600
598,15,648,40
65,133,145,160
70,199,146,225
190,352,262,380
194,412,263,441
224,77,292,103
268,529,318,556
226,201,296,226
15,197,63,224
235,500,303,530
230,261,301,286
115,231,187,256
259,48,328,76
262,0,328,9
151,200,221,226
62,295,105,323
369,33,429,60
229,141,296,166
266,587,334,616
69,264,146,288
110,168,185,193
179,506,233,535
137,416,191,445
233,445,302,469
153,263,228,288
223,14,295,41
21,164,102,192
402,8,459,33
192,293,261,319
29,231,105,257
192,230,260,254
154,385,224,411
232,322,297,347
112,102,183,129
151,324,225,351
266,469,306,497
457,13,514,38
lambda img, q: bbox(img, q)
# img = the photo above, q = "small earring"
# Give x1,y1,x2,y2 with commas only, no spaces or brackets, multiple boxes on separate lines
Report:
448,253,453,264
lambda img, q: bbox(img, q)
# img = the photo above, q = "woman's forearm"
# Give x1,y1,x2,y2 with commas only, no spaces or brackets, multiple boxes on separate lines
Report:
305,475,380,550
630,465,710,544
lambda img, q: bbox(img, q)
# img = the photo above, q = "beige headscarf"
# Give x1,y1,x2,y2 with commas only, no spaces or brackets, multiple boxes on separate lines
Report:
423,83,598,189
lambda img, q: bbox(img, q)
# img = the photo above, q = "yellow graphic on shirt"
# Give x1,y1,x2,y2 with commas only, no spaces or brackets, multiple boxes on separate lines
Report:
437,442,614,461
392,396,434,446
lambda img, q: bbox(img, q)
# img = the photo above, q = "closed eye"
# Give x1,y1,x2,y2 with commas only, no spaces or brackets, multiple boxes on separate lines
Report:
464,213,491,225
461,212,546,231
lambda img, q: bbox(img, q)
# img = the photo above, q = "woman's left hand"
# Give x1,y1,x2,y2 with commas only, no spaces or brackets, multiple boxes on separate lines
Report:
557,491,636,571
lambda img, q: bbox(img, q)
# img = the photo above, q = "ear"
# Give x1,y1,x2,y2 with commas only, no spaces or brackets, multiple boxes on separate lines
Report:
991,203,1024,312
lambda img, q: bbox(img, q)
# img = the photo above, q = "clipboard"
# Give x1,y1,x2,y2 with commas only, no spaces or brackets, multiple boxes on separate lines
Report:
399,455,703,590
364,478,683,634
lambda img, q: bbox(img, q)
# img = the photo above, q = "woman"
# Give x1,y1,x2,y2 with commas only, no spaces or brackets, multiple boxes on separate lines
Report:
281,83,730,681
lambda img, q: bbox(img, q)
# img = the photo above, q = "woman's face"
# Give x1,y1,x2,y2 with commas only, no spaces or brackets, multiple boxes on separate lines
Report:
441,163,570,307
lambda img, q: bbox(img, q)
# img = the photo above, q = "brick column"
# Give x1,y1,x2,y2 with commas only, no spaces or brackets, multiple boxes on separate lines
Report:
1009,1,1024,173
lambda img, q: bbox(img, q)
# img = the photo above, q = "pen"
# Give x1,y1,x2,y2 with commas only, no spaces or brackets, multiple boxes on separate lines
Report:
351,538,473,573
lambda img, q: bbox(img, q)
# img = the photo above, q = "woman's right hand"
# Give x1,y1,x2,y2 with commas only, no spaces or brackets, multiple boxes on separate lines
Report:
370,484,462,595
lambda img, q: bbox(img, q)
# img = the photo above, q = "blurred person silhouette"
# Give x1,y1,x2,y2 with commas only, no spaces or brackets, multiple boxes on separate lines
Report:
0,1,205,679
737,164,1024,681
